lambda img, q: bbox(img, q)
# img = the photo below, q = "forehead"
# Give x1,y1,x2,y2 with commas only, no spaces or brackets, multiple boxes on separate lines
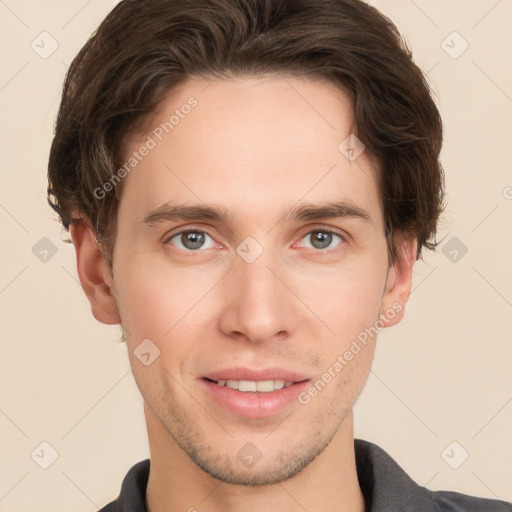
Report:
118,75,383,229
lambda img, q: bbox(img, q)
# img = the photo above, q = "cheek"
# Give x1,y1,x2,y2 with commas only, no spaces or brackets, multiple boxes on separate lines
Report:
291,259,384,401
296,259,386,339
114,251,221,339
114,258,202,395
299,338,376,417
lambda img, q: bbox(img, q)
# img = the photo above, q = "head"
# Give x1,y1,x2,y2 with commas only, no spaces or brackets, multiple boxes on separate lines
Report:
48,0,444,486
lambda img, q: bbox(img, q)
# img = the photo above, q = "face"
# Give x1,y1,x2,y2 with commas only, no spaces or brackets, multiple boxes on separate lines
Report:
77,75,414,485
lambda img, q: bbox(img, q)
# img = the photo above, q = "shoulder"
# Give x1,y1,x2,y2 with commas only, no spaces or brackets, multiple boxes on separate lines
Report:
431,490,512,512
97,502,117,512
97,458,150,512
354,439,512,512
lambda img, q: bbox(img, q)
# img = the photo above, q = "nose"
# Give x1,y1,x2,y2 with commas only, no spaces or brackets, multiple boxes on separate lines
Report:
218,247,297,344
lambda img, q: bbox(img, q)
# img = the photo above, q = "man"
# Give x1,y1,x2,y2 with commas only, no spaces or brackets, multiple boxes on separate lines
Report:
47,0,512,510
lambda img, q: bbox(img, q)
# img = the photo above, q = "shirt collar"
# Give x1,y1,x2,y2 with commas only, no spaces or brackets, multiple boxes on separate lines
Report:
355,438,436,510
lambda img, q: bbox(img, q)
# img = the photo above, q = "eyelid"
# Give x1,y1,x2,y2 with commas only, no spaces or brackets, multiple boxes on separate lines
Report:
162,224,216,242
293,226,347,252
296,224,348,241
163,227,219,250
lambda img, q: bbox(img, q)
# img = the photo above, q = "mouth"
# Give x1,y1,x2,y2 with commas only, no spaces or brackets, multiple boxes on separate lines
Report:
199,367,311,418
201,367,309,391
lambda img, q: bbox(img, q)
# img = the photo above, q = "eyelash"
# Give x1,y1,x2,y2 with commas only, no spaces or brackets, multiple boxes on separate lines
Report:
163,226,346,254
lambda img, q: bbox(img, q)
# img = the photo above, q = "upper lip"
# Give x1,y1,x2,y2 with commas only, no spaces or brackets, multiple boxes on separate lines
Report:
202,367,310,383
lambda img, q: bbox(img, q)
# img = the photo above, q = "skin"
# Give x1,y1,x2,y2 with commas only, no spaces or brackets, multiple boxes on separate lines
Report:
70,75,416,512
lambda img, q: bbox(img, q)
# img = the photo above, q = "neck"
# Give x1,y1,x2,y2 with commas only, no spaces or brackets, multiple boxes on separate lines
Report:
144,403,365,512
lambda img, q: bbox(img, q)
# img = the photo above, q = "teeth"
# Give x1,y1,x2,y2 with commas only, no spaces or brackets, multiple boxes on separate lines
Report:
214,379,295,392
256,380,275,392
239,380,257,392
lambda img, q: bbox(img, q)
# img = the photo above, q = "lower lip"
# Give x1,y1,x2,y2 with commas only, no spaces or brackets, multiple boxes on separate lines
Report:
200,378,311,418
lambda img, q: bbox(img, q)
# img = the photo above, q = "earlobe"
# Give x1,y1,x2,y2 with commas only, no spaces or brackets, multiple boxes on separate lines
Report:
380,237,417,328
69,220,121,325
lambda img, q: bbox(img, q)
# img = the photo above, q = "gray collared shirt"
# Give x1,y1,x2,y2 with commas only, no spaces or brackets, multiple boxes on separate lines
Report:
98,438,512,511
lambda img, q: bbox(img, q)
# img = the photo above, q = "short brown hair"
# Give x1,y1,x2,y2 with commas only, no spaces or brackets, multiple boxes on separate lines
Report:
47,0,444,269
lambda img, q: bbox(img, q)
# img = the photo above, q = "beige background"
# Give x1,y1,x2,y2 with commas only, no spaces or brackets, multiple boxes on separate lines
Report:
0,0,511,510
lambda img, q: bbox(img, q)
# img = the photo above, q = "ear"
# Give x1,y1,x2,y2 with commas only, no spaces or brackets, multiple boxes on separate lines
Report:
379,235,417,328
68,217,121,325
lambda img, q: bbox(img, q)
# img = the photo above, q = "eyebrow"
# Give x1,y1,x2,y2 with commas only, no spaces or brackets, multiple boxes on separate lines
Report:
142,200,371,227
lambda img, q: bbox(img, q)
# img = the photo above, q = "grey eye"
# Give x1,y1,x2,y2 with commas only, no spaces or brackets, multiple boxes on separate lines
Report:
301,230,343,251
169,231,215,251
